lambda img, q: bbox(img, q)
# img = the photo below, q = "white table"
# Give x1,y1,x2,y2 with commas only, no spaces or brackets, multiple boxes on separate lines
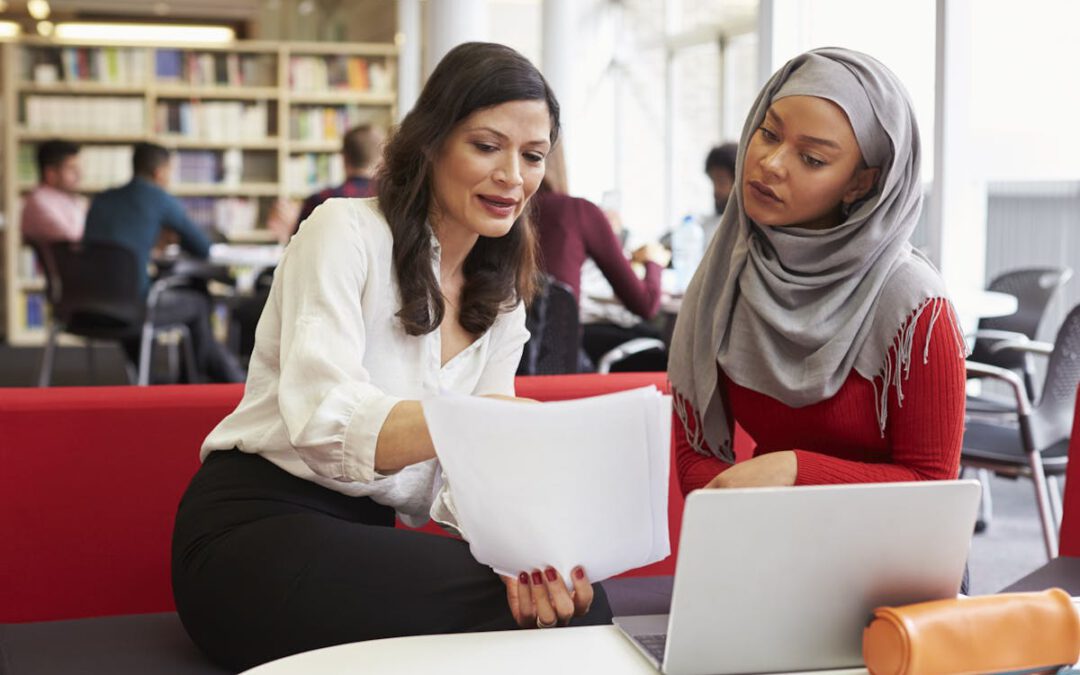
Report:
951,288,1018,337
241,625,869,675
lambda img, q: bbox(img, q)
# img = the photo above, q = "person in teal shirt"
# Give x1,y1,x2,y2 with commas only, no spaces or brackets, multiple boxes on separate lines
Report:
84,142,243,383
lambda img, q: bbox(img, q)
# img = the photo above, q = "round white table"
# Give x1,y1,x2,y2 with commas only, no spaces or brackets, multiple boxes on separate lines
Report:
241,625,870,675
950,289,1018,337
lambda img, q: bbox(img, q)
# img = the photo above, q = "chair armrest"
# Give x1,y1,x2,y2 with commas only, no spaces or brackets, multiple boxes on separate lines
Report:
597,338,666,375
965,360,1032,415
988,340,1054,357
967,328,1030,343
145,274,202,322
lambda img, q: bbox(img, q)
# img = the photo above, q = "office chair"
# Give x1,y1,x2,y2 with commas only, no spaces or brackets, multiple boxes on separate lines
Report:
518,275,581,375
37,241,199,387
968,267,1072,405
962,302,1080,560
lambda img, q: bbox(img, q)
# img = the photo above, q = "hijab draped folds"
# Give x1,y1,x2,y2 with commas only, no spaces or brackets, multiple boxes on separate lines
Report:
668,47,966,463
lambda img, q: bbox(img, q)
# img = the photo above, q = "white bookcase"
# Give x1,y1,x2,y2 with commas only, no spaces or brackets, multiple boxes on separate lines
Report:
2,37,397,345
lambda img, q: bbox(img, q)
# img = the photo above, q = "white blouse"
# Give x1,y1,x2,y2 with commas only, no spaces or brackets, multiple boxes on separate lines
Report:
202,197,529,527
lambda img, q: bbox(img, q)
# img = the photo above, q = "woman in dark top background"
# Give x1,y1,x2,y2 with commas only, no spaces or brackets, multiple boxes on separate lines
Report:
532,143,670,370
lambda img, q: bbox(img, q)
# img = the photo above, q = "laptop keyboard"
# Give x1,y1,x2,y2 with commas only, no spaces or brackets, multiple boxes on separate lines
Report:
636,633,668,663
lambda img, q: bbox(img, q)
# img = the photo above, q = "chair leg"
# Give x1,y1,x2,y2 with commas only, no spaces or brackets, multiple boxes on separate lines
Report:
166,333,180,383
1027,451,1059,560
179,325,200,384
138,323,155,386
1048,475,1064,534
37,322,59,387
975,468,994,532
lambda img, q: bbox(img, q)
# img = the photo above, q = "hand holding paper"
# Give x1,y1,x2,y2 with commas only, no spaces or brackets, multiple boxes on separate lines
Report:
422,386,671,586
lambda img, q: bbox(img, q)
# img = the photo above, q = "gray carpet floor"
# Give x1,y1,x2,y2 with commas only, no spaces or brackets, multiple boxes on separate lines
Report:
0,344,1056,595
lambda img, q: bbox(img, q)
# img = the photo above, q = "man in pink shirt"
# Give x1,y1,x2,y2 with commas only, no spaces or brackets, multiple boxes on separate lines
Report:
21,140,88,244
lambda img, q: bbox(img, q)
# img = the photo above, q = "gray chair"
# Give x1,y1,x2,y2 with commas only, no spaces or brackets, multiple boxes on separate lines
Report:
37,241,198,387
963,302,1080,559
968,267,1072,404
518,275,581,375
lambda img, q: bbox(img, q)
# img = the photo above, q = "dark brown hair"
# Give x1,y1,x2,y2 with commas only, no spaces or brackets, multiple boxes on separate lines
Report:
378,42,560,336
342,124,382,170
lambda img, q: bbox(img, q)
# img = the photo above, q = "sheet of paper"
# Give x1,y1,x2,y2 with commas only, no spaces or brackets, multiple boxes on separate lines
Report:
422,386,670,585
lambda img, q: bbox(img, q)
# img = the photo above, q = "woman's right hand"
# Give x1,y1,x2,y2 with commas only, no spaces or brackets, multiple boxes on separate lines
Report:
503,566,594,628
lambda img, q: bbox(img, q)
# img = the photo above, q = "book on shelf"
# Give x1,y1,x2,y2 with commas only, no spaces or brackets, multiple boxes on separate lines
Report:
80,146,133,188
155,50,276,88
170,149,277,186
23,46,147,86
289,105,377,142
179,196,260,240
289,55,393,94
287,153,345,194
155,100,272,142
24,292,46,330
24,95,145,135
18,246,44,284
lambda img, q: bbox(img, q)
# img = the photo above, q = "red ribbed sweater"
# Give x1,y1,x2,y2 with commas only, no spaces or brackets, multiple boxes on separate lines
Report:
675,300,966,494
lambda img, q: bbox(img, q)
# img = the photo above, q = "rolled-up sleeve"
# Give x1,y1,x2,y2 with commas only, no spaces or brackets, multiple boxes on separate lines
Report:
275,200,403,483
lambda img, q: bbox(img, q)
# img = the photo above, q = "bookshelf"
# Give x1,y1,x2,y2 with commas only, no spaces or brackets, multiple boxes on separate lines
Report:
3,38,397,345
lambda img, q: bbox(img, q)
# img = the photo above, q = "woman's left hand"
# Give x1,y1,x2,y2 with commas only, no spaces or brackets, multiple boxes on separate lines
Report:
705,450,797,488
502,566,593,629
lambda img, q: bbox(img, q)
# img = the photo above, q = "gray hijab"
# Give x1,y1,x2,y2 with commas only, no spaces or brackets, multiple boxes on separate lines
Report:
668,47,965,462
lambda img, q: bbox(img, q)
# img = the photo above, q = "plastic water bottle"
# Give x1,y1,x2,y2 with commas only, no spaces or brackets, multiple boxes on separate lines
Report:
671,215,704,293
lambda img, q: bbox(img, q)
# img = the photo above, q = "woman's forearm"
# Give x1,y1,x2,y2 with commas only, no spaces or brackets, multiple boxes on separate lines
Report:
374,400,437,472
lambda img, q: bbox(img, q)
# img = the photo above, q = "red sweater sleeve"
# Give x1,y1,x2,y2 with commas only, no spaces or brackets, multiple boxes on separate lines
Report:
793,300,966,485
580,200,662,320
674,399,732,496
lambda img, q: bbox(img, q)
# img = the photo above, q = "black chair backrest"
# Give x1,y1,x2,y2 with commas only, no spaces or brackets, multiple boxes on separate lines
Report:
970,267,1072,370
518,275,580,376
1031,302,1080,451
49,241,143,337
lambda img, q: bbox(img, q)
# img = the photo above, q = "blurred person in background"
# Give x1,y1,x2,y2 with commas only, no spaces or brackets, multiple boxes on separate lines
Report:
21,139,87,244
532,143,670,371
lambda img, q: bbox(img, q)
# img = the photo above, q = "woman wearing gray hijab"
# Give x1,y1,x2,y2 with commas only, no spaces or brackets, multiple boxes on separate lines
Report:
668,47,967,493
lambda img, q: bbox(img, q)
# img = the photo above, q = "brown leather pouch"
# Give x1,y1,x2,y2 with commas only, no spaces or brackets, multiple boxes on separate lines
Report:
863,588,1080,675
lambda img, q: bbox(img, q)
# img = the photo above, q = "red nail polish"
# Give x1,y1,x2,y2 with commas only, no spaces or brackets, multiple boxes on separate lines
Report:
531,571,543,585
574,567,585,580
519,572,529,585
545,567,557,582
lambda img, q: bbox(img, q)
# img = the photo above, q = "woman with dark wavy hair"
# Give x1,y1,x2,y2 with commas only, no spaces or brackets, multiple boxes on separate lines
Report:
171,42,611,672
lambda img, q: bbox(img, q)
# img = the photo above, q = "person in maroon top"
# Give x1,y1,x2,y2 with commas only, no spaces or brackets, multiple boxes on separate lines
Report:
532,143,670,369
668,48,967,494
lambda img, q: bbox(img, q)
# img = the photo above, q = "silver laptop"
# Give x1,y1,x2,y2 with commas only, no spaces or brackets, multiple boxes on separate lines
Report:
614,480,981,675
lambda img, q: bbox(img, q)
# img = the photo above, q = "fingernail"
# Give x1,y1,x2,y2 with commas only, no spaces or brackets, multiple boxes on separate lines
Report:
531,571,543,585
519,572,529,585
573,567,585,580
544,567,557,582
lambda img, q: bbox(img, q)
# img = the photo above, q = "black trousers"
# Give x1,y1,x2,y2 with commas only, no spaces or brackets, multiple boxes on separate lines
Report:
122,288,245,384
172,451,612,672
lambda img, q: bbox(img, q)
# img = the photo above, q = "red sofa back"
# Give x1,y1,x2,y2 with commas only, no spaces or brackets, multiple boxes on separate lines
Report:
1,373,678,623
1055,385,1080,557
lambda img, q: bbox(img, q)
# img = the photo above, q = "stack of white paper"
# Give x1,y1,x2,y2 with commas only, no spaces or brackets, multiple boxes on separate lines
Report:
422,386,671,585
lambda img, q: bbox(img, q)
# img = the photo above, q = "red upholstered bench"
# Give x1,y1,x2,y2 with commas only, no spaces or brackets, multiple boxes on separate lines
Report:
0,373,676,626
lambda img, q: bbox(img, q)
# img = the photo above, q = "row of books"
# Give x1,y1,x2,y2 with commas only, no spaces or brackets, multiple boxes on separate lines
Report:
155,100,273,142
24,46,148,85
289,106,374,142
286,153,345,194
80,146,133,187
156,50,276,88
289,56,393,93
171,149,278,185
179,197,261,239
25,96,145,135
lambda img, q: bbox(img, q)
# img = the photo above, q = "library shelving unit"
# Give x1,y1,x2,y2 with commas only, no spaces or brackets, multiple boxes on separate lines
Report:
2,37,397,346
